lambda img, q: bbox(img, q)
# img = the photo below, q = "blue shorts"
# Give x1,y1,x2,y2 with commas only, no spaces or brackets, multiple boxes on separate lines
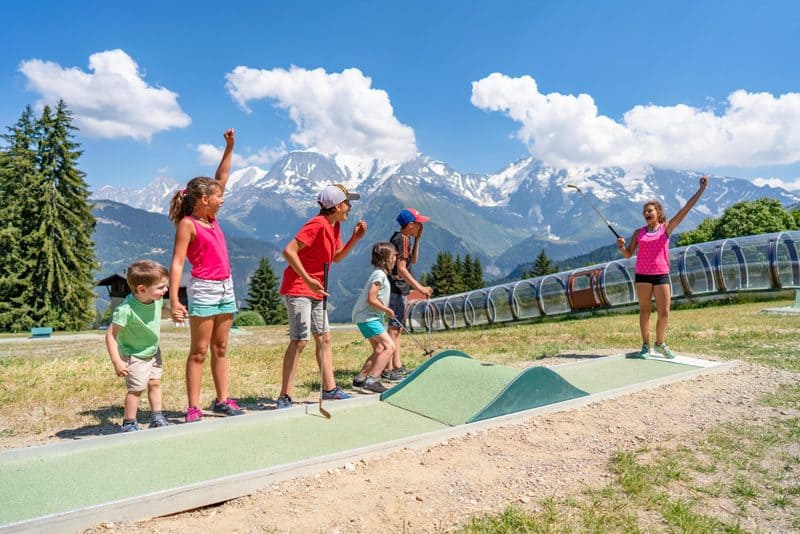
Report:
388,293,406,328
357,320,386,339
188,277,237,317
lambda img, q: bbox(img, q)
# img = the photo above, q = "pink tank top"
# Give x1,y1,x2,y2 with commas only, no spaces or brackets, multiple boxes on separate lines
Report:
635,224,670,275
187,217,231,280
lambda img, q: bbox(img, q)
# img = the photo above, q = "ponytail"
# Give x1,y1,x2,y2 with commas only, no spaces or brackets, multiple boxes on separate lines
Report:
169,177,219,225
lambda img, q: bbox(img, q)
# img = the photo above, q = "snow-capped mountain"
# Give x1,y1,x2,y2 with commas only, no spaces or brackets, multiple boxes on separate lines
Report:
92,176,181,215
91,151,800,320
92,150,800,256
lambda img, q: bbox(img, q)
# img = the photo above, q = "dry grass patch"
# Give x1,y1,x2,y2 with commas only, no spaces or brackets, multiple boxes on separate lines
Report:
1,298,798,448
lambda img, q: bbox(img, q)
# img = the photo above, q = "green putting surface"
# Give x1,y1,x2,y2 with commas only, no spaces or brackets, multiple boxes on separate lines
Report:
0,403,445,525
469,366,590,423
0,352,716,529
383,353,520,425
555,357,698,394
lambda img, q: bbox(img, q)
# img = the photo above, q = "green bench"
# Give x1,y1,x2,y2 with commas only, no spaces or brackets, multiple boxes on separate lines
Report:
30,326,53,338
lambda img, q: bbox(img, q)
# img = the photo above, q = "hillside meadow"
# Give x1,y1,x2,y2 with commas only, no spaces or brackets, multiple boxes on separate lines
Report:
1,297,797,445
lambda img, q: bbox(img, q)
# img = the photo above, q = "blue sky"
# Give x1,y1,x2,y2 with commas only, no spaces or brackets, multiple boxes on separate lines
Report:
2,1,799,190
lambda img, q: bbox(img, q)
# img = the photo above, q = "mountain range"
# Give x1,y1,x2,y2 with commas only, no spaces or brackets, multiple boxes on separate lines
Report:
92,152,800,320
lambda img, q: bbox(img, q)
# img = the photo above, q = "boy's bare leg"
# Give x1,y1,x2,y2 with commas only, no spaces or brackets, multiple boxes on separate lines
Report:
124,390,142,421
313,332,335,390
147,379,163,412
388,327,402,370
280,339,307,397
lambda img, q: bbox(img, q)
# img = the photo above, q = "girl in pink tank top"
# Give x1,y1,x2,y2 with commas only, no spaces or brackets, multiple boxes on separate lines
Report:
168,129,242,422
617,176,709,360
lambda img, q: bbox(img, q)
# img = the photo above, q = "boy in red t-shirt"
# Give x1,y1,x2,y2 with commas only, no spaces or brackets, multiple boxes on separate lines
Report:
276,184,367,408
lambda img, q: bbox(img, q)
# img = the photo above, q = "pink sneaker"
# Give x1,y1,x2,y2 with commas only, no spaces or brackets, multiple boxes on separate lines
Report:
185,406,203,423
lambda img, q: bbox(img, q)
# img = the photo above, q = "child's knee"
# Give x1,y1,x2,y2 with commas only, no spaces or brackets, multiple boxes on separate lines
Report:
188,351,207,364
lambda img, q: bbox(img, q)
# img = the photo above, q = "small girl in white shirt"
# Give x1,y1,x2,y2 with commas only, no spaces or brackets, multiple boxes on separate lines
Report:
351,242,397,393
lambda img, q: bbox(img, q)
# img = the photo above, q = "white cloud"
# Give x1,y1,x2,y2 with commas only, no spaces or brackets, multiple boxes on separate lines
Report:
752,177,800,191
196,142,286,168
19,49,191,141
225,65,417,162
471,73,800,171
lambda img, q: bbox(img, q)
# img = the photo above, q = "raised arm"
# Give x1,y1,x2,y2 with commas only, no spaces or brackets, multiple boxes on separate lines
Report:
409,224,423,264
215,128,235,193
333,220,367,263
666,176,708,236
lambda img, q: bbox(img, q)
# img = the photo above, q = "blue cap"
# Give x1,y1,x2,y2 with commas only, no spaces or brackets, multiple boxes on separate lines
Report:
396,208,430,226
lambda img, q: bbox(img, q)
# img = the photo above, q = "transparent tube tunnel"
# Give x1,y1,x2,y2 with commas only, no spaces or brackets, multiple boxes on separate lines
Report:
402,231,800,332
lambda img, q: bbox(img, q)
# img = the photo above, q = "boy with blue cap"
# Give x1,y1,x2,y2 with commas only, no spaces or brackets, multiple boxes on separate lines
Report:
385,208,433,379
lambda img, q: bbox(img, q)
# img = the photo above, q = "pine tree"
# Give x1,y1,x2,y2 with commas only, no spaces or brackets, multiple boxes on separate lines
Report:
427,251,465,297
524,249,558,278
245,257,286,324
0,106,40,331
461,254,485,290
21,101,98,330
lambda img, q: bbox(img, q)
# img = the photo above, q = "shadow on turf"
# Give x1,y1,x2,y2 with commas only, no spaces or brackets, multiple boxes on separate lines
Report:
236,368,371,411
552,352,610,360
55,406,188,439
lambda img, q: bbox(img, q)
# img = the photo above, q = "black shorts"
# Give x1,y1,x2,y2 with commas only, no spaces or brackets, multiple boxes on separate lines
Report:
388,292,406,328
635,273,671,285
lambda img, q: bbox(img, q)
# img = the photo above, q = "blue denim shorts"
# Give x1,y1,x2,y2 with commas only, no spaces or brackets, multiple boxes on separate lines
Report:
188,277,237,317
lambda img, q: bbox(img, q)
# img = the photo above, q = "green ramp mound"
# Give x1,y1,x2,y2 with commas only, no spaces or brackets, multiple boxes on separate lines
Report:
381,350,590,425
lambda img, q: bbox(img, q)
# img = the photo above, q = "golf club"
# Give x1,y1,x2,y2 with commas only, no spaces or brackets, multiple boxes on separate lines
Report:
396,319,435,358
318,262,332,419
566,184,621,239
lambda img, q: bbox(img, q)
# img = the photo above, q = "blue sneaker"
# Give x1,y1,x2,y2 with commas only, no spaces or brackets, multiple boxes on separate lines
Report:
627,344,650,359
121,421,141,432
149,413,170,428
276,395,293,409
322,386,352,400
654,342,676,359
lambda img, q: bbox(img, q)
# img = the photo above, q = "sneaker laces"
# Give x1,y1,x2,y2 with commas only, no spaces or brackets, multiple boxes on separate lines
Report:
224,398,240,410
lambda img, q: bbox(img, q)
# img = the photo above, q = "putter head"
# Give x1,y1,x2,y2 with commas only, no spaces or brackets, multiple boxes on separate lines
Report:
566,184,582,193
424,349,434,358
319,400,331,419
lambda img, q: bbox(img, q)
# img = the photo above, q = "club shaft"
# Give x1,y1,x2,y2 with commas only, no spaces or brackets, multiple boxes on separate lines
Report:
574,189,621,239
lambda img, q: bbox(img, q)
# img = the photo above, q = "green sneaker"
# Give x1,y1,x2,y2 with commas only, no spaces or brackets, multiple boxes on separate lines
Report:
628,344,650,359
654,342,676,359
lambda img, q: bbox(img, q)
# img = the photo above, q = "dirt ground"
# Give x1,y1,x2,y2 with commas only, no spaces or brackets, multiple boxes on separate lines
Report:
46,354,791,533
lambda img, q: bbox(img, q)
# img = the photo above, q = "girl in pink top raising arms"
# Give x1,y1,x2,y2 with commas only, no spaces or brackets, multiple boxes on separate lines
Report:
617,175,708,359
169,129,243,422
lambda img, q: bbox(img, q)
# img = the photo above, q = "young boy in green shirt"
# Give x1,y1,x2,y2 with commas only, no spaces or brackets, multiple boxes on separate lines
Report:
105,260,170,432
